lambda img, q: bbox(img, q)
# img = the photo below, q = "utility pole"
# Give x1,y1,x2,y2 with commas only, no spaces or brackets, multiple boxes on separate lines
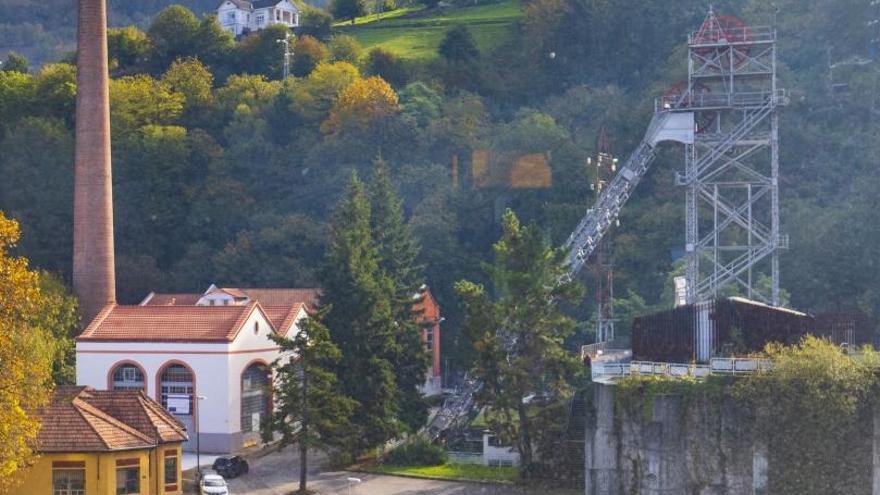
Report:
277,31,294,79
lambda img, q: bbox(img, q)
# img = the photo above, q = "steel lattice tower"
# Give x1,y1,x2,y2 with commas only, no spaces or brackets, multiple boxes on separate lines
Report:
590,128,616,342
668,8,789,306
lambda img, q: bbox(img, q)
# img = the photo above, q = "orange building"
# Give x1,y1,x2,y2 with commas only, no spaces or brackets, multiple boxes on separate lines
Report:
414,287,442,395
10,386,187,495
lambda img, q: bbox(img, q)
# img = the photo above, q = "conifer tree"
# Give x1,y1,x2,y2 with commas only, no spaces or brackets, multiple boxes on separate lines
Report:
455,209,584,474
368,158,429,432
265,307,355,493
321,173,403,452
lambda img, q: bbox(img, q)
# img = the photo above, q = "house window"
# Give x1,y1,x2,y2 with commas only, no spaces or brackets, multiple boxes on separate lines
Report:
276,10,281,20
254,321,260,334
160,364,194,416
115,467,139,495
164,452,178,487
227,11,235,21
241,363,271,433
425,329,433,351
256,14,264,24
111,363,145,391
53,468,85,495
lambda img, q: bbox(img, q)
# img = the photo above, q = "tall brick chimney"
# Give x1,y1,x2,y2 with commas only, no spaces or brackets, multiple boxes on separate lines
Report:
73,0,116,324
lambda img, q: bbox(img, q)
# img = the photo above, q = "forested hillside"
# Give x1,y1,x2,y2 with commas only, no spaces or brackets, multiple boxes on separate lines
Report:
1,0,878,365
0,0,221,66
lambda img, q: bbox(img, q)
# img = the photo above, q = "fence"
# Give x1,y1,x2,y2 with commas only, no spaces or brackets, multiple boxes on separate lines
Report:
592,357,771,382
447,451,484,465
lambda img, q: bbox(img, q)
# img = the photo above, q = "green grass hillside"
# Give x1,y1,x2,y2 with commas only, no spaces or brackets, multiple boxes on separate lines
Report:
335,0,523,59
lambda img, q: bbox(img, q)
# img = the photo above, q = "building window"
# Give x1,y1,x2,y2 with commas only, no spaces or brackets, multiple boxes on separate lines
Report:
276,10,281,20
241,363,270,433
111,363,145,391
425,329,433,351
227,11,235,21
53,468,85,495
116,467,139,495
256,14,264,24
254,321,260,334
160,364,194,416
164,452,178,486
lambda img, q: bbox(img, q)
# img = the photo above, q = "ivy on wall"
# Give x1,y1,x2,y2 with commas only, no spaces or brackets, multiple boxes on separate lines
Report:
612,337,880,495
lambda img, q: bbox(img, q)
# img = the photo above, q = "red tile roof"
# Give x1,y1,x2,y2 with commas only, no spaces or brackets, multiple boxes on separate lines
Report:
76,302,274,342
234,288,321,308
261,303,306,335
140,292,202,306
142,287,321,309
36,387,187,452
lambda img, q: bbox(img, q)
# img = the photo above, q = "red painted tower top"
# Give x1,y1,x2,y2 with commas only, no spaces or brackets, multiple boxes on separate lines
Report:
73,0,116,324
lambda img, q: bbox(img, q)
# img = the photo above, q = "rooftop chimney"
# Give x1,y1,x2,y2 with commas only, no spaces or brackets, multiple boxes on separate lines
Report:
73,0,116,324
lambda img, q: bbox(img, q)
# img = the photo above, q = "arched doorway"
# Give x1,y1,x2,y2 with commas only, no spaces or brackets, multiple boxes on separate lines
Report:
109,362,146,391
240,362,271,435
158,362,195,449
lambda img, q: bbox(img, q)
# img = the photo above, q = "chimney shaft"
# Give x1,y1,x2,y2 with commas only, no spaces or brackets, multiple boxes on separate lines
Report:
73,0,116,324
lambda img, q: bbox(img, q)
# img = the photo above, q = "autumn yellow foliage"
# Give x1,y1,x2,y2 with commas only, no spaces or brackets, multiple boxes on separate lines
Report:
321,76,400,134
0,212,55,493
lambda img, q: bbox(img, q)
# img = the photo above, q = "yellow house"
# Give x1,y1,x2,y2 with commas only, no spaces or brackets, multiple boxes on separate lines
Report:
11,386,188,495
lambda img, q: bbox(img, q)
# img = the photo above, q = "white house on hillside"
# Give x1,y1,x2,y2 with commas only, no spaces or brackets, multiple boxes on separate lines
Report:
217,0,300,37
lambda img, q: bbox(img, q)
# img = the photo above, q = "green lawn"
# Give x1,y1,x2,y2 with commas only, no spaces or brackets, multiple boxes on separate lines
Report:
369,462,519,483
332,6,426,27
335,0,523,59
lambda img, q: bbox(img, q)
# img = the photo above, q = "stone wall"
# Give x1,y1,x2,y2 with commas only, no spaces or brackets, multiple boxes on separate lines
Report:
585,383,880,495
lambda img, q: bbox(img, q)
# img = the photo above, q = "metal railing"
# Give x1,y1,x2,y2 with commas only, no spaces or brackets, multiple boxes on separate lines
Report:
591,357,771,382
688,26,775,46
657,89,787,112
447,452,484,465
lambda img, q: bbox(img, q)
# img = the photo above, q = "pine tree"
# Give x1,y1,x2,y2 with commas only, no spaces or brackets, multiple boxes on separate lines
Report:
321,173,403,453
368,158,429,432
455,209,584,474
265,306,355,493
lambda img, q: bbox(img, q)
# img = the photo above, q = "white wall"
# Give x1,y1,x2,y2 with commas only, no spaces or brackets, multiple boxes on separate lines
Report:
75,308,283,439
483,433,520,466
217,2,247,36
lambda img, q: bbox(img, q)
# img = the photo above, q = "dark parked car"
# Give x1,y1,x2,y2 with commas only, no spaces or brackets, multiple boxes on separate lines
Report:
212,456,249,478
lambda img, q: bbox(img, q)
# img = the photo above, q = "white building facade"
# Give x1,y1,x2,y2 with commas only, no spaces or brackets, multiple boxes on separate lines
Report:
76,301,306,453
217,0,300,37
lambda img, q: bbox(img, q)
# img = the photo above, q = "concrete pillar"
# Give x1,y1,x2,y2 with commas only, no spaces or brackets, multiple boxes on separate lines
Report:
873,402,880,495
648,394,687,494
74,0,116,324
752,441,768,495
586,384,618,495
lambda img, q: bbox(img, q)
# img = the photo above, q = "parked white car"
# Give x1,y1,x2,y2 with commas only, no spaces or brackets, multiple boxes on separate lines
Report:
200,474,229,495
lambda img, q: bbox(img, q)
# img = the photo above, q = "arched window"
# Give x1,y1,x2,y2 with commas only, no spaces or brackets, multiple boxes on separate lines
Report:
241,363,270,433
159,364,194,417
111,363,145,391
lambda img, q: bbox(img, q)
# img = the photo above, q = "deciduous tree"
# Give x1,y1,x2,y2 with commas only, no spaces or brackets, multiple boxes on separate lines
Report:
292,35,329,77
328,35,363,65
331,0,366,25
0,213,56,492
321,76,399,134
147,5,201,73
1,52,29,73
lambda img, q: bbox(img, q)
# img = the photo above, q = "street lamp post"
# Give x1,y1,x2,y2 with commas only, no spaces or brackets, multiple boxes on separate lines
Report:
346,477,362,495
196,395,207,480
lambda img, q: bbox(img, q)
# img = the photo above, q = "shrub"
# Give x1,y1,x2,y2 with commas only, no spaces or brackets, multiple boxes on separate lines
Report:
384,437,447,466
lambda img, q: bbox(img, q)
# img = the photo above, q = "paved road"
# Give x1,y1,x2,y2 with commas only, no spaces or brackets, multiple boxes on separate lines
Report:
216,447,578,495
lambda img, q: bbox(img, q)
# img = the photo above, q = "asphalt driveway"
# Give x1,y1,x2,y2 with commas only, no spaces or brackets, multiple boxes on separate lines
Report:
214,447,578,495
